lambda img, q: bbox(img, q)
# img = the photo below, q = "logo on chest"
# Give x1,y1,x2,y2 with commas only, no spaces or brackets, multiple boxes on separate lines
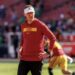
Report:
23,27,37,32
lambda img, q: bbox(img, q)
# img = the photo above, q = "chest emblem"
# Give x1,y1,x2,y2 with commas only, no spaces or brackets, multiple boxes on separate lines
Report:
23,27,37,32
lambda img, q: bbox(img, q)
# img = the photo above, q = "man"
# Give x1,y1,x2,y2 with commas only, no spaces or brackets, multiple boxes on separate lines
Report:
17,5,56,75
44,40,75,75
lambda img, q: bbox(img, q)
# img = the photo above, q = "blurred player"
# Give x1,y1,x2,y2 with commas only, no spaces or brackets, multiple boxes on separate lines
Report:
41,39,75,75
48,41,75,75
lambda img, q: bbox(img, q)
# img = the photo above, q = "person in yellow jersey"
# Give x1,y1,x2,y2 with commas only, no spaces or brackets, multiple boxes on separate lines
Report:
41,38,75,75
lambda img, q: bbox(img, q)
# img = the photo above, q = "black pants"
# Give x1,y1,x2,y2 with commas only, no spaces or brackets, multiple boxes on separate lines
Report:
17,60,43,75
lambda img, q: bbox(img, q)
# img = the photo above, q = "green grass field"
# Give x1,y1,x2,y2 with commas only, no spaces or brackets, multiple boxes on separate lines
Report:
0,61,75,75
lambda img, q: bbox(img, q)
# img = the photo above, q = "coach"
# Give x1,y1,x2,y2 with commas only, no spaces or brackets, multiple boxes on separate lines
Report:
17,5,56,75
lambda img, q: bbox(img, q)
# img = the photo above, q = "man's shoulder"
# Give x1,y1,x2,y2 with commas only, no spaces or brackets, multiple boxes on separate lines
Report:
35,18,42,22
20,22,26,27
34,18,45,26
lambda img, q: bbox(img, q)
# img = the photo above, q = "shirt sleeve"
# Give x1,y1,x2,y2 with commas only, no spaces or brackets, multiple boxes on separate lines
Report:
19,25,23,47
40,22,56,50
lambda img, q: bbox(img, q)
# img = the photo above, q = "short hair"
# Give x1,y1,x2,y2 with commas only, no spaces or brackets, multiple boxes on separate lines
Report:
24,5,33,9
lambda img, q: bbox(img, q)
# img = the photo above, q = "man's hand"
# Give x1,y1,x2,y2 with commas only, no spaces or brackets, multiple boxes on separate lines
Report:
18,46,23,59
39,52,50,59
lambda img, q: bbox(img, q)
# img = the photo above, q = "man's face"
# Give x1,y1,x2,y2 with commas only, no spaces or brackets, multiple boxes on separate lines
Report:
24,12,35,21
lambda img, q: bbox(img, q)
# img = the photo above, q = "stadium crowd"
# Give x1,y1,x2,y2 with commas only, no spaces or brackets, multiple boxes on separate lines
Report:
0,0,75,58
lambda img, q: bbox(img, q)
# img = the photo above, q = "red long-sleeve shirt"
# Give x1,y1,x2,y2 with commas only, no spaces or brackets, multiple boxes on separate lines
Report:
20,18,56,61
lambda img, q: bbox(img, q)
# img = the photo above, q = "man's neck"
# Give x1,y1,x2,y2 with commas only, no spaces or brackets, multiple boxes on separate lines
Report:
27,18,34,24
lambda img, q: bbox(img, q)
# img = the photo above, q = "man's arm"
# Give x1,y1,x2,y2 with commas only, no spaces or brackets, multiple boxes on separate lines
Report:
18,25,23,58
18,34,23,59
66,55,73,63
40,22,56,50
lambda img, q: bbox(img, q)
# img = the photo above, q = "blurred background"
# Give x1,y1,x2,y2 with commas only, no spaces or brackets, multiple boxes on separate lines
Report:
0,0,75,59
0,0,75,75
